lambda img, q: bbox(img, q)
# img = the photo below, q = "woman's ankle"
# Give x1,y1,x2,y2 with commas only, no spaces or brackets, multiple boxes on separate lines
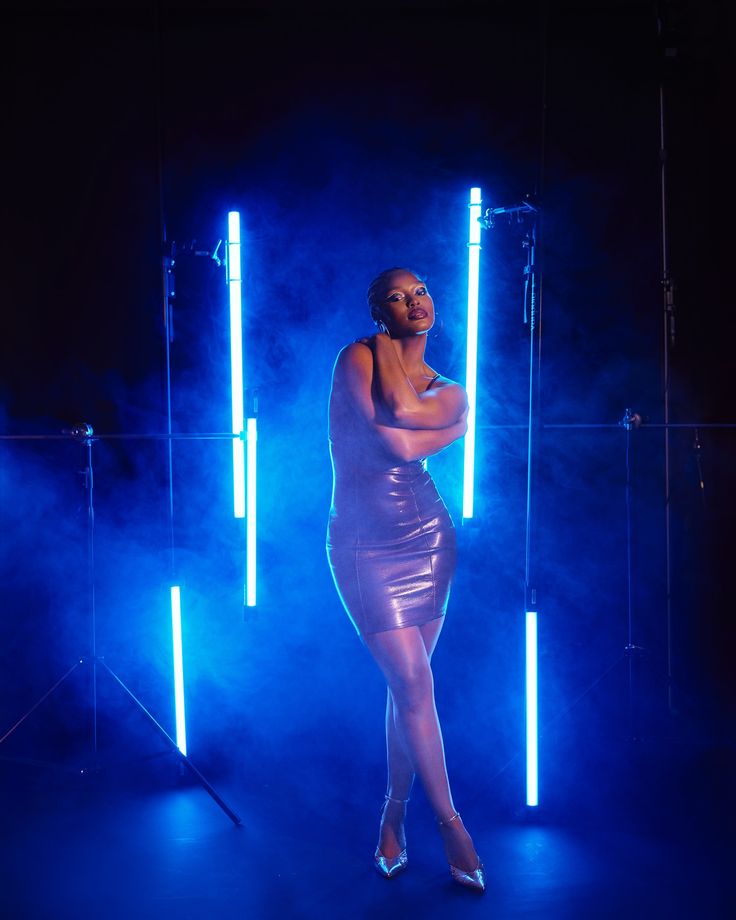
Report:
437,818,478,870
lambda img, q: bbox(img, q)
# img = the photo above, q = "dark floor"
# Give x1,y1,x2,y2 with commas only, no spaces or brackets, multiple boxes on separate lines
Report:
1,749,732,920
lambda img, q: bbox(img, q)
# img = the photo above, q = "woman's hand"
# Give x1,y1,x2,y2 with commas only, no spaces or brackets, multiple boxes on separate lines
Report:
354,332,390,349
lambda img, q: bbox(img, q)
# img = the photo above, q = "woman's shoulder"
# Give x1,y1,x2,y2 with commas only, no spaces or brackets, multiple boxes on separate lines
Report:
334,340,372,372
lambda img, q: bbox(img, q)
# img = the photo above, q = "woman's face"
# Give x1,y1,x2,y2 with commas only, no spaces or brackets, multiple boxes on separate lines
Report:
373,271,435,338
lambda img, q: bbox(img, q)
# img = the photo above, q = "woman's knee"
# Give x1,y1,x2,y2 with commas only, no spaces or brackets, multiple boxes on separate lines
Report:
389,663,434,712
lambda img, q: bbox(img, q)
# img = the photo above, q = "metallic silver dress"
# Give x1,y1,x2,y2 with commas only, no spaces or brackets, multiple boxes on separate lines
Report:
326,376,457,637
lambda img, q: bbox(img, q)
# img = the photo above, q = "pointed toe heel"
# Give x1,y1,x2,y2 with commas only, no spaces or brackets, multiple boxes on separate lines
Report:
438,811,486,893
449,861,486,892
374,793,409,878
374,847,408,879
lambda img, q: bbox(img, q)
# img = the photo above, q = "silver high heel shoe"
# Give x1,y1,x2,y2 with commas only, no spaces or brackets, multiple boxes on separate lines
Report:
374,794,409,879
438,812,486,893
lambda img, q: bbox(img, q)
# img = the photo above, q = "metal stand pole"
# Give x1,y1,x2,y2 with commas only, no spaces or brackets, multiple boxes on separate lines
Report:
0,428,242,826
659,72,676,718
523,216,543,619
621,409,645,741
479,196,543,618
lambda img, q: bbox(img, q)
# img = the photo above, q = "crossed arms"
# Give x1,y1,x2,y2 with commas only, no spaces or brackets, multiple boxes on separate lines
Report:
333,340,468,464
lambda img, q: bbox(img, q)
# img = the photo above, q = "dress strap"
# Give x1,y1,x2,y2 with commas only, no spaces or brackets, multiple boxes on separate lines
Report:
424,373,441,391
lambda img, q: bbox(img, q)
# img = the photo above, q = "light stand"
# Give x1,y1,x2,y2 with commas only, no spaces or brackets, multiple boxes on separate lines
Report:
621,408,645,741
478,195,658,805
479,195,543,805
481,195,543,616
481,195,543,620
0,427,242,826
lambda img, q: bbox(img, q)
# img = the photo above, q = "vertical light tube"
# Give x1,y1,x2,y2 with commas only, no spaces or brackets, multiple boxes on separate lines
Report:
525,609,539,807
227,211,245,519
246,416,257,607
463,186,482,519
170,585,187,756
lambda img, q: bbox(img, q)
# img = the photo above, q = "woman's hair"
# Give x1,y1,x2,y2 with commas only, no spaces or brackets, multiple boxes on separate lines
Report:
367,267,426,319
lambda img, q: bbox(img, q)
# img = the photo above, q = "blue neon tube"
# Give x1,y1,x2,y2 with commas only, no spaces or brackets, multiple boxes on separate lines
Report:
227,211,245,519
463,187,482,519
525,609,539,807
170,585,187,756
246,416,257,607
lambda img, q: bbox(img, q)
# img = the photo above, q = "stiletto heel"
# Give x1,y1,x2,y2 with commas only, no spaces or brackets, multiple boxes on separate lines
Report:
374,794,409,879
437,812,486,893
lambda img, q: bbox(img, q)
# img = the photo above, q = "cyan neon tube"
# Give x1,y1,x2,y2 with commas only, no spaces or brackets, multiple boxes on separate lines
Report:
227,211,245,519
463,187,482,519
246,417,257,607
525,609,539,807
170,585,187,756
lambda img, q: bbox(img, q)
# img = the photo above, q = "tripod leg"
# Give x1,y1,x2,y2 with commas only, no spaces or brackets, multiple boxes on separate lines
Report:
98,660,242,826
0,660,83,746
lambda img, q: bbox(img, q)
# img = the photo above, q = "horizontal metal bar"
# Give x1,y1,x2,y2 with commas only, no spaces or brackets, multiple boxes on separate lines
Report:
481,422,736,431
543,423,736,430
1,423,735,444
0,432,242,442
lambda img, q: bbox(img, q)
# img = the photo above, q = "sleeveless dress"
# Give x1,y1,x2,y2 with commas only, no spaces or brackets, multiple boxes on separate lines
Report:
326,375,457,637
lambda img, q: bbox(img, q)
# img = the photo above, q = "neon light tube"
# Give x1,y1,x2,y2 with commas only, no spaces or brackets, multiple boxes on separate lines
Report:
227,211,245,519
246,416,257,607
170,585,187,756
463,186,482,519
525,610,539,807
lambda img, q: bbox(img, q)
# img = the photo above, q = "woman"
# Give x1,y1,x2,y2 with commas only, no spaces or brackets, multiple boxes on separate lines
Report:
326,267,485,892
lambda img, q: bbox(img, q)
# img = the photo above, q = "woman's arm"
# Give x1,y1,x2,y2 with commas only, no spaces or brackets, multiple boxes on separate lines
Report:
369,333,467,430
375,413,468,463
333,343,467,462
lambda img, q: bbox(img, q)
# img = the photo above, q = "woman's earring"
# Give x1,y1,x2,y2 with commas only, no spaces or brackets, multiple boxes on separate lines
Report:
432,314,444,339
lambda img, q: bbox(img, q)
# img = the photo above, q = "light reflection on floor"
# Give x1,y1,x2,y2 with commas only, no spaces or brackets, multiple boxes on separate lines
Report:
2,772,730,920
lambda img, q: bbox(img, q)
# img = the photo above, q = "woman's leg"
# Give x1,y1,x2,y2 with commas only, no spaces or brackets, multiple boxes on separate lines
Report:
366,623,479,871
376,689,411,858
378,618,445,857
